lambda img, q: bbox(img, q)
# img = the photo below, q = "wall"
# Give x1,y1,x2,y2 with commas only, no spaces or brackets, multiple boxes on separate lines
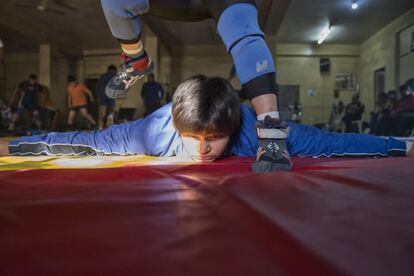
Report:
399,23,414,84
170,45,234,88
359,8,414,115
2,53,39,101
275,44,360,124
169,44,360,125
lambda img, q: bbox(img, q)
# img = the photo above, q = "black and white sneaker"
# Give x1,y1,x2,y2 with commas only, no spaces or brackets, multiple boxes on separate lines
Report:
105,51,153,99
252,116,292,173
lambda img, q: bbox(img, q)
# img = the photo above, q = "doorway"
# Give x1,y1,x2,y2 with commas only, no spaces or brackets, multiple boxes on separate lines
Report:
374,68,385,103
85,78,99,120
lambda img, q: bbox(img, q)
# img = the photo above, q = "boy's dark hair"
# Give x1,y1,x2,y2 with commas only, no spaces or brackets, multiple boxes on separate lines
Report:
67,75,76,83
29,74,37,80
172,75,240,136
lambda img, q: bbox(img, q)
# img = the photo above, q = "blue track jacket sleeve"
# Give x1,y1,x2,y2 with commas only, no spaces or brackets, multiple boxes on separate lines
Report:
9,104,181,156
230,105,407,157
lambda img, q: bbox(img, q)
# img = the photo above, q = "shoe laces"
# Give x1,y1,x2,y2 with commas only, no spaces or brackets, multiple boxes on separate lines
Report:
117,64,136,81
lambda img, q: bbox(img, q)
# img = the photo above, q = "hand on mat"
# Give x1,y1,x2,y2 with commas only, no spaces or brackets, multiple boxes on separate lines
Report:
0,138,9,156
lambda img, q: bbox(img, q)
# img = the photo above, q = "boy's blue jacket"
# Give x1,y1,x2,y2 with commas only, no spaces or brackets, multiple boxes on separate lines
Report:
9,103,406,157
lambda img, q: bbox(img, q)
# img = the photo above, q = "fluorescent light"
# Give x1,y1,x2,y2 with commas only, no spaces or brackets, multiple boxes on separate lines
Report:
352,3,358,9
317,26,331,45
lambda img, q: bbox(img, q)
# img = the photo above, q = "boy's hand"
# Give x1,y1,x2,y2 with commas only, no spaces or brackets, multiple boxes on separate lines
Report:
252,116,292,173
0,138,10,156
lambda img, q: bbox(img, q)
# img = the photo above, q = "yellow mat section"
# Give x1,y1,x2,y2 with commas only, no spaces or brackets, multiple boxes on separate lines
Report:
0,155,196,171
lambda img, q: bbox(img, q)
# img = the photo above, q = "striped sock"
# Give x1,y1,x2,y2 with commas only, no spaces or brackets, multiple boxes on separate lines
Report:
121,40,144,58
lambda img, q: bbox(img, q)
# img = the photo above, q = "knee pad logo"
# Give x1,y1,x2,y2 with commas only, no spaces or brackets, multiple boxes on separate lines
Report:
256,59,268,73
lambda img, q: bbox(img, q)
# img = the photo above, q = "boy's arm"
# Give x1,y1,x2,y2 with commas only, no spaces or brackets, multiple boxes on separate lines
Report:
8,104,179,156
287,123,408,157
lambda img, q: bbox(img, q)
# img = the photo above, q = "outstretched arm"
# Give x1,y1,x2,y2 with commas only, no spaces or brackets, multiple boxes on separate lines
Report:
287,123,409,157
8,104,179,157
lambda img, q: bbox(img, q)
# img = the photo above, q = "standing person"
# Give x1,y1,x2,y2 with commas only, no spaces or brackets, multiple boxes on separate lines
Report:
141,73,164,116
96,65,117,129
100,0,290,173
66,75,96,130
8,74,42,131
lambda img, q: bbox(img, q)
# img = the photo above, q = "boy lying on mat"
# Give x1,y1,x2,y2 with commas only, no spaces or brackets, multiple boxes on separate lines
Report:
0,75,413,173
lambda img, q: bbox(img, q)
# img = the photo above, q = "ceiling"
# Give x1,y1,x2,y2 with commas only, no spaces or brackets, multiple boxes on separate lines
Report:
0,0,413,56
277,0,414,44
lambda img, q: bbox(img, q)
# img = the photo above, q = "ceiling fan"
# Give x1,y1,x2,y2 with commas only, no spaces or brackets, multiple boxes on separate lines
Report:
13,0,78,15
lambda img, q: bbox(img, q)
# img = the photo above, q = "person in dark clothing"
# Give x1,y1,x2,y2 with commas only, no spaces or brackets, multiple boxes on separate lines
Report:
370,92,391,135
9,74,42,130
141,73,165,116
342,94,364,133
391,82,414,136
96,65,117,129
373,90,398,135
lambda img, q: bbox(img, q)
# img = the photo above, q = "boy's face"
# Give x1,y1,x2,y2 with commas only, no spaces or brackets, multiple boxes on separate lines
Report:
180,132,230,162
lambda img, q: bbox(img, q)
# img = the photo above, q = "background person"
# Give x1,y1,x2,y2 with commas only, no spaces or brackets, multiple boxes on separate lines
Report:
141,73,165,116
67,75,96,130
96,65,117,129
8,74,42,131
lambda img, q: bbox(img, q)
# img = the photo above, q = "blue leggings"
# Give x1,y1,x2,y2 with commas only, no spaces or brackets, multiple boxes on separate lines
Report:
100,0,277,99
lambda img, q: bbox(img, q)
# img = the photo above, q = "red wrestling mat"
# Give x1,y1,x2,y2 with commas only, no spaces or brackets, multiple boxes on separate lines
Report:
1,157,413,276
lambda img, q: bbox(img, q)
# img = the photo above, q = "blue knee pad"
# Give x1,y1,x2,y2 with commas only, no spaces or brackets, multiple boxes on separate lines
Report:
217,3,275,85
101,0,149,42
